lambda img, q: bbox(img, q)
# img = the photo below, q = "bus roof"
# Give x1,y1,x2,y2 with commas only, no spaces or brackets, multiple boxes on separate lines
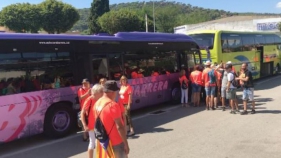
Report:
0,32,195,43
186,30,279,35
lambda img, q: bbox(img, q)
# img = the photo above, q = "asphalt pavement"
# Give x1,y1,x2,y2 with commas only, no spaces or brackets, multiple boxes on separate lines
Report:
1,75,281,158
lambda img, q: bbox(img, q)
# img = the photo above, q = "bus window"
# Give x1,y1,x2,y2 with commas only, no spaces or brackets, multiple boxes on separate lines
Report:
254,35,265,45
226,34,243,52
242,34,255,51
0,52,73,95
264,35,275,44
274,35,281,44
123,51,177,78
221,34,229,53
108,54,123,81
189,33,215,50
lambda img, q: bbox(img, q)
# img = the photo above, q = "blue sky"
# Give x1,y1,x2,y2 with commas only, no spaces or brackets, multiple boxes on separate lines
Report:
1,0,281,13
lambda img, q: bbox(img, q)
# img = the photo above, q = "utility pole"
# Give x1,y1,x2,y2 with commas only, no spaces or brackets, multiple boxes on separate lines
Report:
153,1,155,32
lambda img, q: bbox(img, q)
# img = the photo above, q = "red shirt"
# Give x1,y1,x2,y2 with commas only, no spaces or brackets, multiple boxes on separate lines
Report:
190,70,203,85
202,68,218,87
78,87,90,110
119,85,133,104
83,98,97,130
179,76,188,87
131,71,138,79
95,100,124,146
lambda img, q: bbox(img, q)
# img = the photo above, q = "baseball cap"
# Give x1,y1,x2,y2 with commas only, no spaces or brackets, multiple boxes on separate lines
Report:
103,80,120,92
225,64,232,69
226,61,232,64
82,78,90,83
205,60,211,66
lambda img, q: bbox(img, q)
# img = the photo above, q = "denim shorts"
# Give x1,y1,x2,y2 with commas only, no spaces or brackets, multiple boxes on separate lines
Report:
205,86,216,96
192,84,201,93
242,88,254,101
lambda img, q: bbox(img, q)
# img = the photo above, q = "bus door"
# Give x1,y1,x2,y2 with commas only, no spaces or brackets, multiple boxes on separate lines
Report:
107,53,124,81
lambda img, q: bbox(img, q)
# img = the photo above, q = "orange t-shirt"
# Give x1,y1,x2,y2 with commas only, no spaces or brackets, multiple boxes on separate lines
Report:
232,67,236,74
190,70,203,85
151,72,159,76
137,73,144,78
78,87,90,110
95,100,124,146
83,98,97,131
131,71,138,79
202,68,218,87
119,85,133,104
179,76,188,87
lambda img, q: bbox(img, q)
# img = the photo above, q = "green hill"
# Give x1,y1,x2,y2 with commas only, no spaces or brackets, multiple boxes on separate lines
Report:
71,1,280,32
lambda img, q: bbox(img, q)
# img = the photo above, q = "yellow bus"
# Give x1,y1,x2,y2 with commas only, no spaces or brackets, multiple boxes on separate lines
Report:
186,30,281,79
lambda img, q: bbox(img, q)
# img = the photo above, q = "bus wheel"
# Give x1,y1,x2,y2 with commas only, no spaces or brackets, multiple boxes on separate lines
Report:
171,85,181,104
44,103,74,138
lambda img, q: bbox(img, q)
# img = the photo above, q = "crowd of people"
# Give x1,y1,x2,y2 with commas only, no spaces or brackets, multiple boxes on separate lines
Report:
76,60,256,158
78,76,134,158
180,60,256,115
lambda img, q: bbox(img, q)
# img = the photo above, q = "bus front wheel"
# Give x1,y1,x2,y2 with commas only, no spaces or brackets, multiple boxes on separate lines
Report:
44,103,74,138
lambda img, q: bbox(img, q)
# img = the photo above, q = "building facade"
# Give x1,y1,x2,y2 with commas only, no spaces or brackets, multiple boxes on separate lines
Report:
174,16,281,34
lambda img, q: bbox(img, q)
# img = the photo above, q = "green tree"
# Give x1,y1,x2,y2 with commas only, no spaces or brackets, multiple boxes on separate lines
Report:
88,0,110,34
98,9,143,34
0,3,42,33
155,6,179,33
39,0,80,34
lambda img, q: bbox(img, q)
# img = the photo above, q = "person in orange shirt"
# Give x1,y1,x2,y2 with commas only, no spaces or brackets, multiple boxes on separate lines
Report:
119,75,135,136
202,61,218,110
77,78,91,141
94,80,129,157
130,66,138,79
190,65,202,107
81,84,104,158
137,69,145,78
179,69,189,107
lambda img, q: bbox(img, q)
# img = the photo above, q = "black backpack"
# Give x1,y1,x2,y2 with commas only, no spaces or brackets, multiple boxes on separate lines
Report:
181,81,188,89
230,72,240,88
94,102,115,142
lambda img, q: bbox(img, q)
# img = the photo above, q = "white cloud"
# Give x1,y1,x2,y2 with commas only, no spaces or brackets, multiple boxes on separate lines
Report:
276,2,281,8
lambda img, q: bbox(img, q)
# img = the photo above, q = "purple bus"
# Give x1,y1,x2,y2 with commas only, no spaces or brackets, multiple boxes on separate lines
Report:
0,32,201,143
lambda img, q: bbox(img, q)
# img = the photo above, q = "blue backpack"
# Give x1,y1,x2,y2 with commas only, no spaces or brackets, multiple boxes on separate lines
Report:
208,69,216,84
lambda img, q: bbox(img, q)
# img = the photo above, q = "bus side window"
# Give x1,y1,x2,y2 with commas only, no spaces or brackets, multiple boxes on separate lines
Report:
221,34,229,53
227,35,242,52
242,34,255,51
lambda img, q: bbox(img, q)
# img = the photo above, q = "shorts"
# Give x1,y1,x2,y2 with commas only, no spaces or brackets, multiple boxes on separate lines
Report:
242,88,254,101
113,142,126,158
221,87,226,98
205,86,216,96
192,83,201,93
88,131,96,149
226,88,237,100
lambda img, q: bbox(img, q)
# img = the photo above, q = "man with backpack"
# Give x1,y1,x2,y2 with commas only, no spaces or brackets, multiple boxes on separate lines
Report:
225,64,239,114
94,80,129,158
202,61,218,110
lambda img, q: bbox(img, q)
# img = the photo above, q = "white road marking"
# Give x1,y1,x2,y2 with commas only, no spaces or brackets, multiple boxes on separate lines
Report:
255,75,281,85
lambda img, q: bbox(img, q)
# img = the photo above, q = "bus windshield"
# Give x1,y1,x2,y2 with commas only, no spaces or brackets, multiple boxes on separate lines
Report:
189,33,215,50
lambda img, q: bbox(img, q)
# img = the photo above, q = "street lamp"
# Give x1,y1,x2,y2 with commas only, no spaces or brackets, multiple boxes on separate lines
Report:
153,1,155,32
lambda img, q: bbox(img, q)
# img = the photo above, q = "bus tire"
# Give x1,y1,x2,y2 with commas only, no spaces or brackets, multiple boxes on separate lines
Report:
43,103,74,138
171,83,181,104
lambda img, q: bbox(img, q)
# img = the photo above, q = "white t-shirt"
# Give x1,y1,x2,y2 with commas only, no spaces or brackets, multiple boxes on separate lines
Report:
227,73,236,89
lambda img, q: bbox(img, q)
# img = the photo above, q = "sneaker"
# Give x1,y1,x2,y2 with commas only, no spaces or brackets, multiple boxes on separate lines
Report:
230,110,236,114
236,110,240,113
251,109,256,114
240,110,248,115
222,107,226,111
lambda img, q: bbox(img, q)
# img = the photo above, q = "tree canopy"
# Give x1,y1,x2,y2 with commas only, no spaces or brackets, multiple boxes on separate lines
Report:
39,0,80,34
0,3,42,33
88,0,110,34
98,9,143,34
0,0,79,34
